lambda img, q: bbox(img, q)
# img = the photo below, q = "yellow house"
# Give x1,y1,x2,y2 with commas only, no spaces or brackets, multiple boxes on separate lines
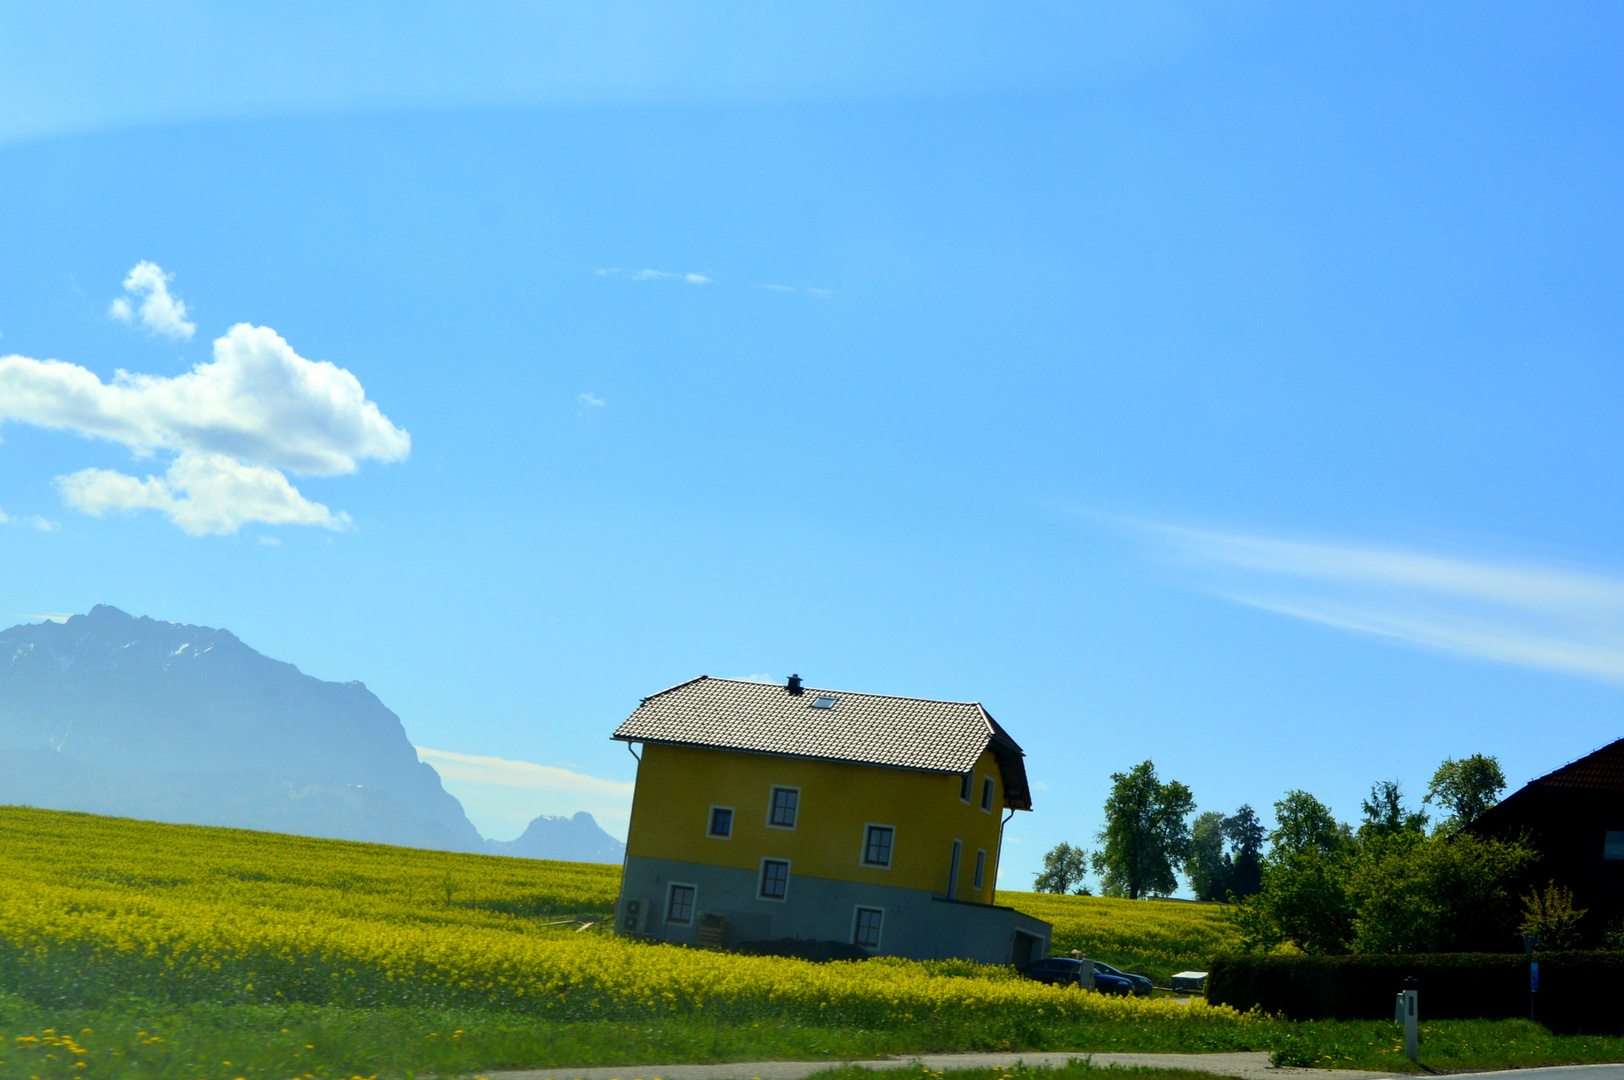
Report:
611,675,1052,963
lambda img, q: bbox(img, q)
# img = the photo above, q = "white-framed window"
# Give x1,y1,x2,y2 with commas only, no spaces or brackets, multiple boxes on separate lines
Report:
1606,830,1624,861
852,905,885,950
767,786,800,829
973,848,987,891
758,857,791,901
981,776,995,812
958,773,972,803
666,883,697,925
862,824,895,868
707,805,734,839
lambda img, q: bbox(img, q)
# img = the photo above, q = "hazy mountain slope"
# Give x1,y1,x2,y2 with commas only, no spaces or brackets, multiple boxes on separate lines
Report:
486,810,625,864
0,605,483,852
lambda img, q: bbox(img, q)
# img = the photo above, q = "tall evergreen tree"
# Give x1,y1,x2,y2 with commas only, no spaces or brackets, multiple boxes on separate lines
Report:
1222,804,1265,899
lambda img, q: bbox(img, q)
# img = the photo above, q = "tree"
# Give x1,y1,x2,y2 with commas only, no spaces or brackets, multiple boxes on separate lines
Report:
1519,881,1588,949
1186,811,1228,901
1222,804,1266,899
1359,780,1428,840
1032,841,1090,894
1269,790,1347,859
1091,760,1195,900
1229,819,1535,955
1425,754,1506,831
1349,831,1534,953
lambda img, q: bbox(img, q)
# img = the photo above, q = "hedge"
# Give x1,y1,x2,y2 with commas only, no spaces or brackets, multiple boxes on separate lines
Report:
1207,951,1624,1034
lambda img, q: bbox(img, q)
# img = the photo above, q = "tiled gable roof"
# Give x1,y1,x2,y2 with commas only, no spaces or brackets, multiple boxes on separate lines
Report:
612,676,1032,810
1525,737,1624,791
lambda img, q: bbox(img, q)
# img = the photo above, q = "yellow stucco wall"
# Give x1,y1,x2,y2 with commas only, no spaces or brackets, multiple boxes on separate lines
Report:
624,743,1008,902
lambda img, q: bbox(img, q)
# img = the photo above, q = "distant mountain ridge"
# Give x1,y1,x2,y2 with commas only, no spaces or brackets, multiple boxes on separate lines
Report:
0,606,614,860
486,810,625,863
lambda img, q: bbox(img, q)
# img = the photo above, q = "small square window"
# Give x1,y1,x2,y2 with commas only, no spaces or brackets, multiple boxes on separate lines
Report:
853,906,884,949
812,695,838,709
973,848,987,891
769,786,799,828
863,825,894,867
759,858,791,900
1606,830,1624,861
981,776,995,812
708,806,733,838
666,884,696,925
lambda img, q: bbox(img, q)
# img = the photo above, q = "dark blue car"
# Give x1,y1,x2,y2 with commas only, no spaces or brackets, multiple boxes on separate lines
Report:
1016,957,1138,995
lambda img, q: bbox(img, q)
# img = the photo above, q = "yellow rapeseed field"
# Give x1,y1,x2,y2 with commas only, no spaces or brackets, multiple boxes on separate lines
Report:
997,891,1240,973
0,807,1249,1036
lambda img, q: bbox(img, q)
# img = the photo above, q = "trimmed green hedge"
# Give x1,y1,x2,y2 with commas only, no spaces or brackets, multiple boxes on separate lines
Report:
1207,952,1624,1034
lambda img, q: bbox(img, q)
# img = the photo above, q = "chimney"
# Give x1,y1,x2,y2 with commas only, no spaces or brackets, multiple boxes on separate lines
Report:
786,674,803,696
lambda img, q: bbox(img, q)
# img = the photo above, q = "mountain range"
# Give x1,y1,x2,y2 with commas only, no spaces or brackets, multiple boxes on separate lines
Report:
0,605,623,863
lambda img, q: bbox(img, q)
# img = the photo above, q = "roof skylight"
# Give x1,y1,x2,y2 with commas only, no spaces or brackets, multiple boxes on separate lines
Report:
811,695,838,709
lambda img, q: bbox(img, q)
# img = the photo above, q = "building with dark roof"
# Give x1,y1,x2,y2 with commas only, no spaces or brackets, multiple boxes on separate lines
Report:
1468,737,1624,938
610,675,1051,963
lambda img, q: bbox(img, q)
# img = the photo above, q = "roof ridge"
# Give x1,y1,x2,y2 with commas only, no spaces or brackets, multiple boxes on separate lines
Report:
1529,735,1624,786
639,674,711,704
702,675,980,708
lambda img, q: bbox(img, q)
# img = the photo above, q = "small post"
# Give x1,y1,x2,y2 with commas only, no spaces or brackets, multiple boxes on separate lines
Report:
1402,976,1419,1064
1070,950,1095,991
1524,933,1541,1023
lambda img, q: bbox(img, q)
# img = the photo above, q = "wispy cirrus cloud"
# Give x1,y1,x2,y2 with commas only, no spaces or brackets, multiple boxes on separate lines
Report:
595,268,711,285
758,283,833,297
1135,521,1624,685
415,746,633,842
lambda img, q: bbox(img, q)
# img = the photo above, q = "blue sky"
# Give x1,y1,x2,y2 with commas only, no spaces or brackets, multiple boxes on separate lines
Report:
2,2,1622,889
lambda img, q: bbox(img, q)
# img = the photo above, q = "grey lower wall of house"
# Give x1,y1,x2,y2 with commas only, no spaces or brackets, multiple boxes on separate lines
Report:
617,854,1051,965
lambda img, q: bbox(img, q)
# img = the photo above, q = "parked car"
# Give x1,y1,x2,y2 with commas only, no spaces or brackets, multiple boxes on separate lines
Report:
1092,960,1154,997
1016,957,1135,995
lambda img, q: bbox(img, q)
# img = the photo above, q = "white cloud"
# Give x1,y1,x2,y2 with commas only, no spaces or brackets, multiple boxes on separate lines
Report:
0,507,7,524
108,261,195,340
1137,521,1624,685
24,613,71,623
806,288,834,299
736,672,779,684
578,392,605,408
0,322,409,475
2,312,407,536
596,268,711,285
58,452,349,536
258,535,282,546
23,515,58,532
415,746,634,842
760,283,795,292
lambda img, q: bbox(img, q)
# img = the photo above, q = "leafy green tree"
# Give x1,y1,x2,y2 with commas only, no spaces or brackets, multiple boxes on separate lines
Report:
1249,847,1357,954
1186,811,1228,900
1349,830,1534,952
1091,760,1195,900
1230,816,1534,955
1222,804,1265,899
1032,841,1090,894
1425,754,1507,831
1358,780,1428,840
1269,790,1348,859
